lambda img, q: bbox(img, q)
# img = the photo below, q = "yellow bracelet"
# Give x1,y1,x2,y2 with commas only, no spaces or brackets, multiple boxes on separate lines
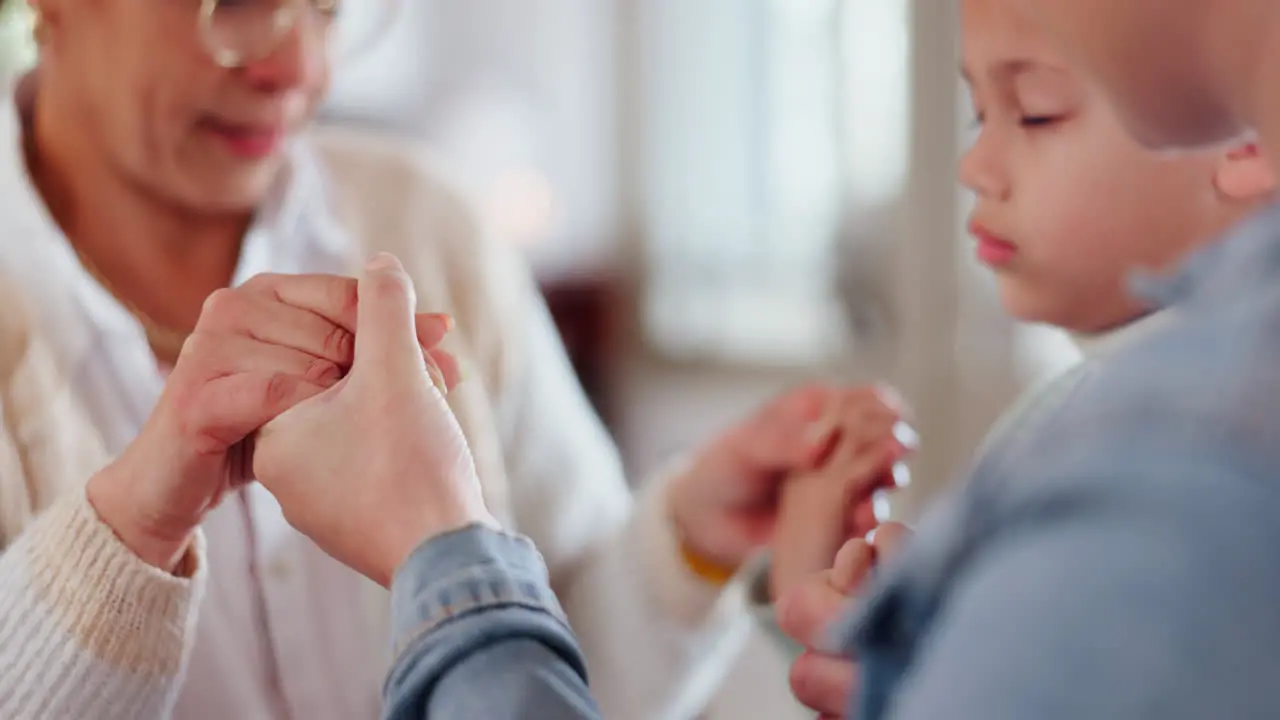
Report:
679,540,739,587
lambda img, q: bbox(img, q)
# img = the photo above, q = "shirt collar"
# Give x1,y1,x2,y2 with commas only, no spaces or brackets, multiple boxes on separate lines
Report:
1070,309,1176,360
1069,201,1280,359
1129,201,1280,310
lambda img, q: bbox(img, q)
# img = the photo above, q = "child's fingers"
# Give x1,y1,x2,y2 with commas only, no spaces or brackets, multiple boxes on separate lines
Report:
829,538,876,594
790,651,857,718
871,521,912,560
777,568,856,650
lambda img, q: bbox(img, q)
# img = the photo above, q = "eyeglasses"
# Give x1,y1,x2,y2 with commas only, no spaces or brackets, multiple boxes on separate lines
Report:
197,0,400,69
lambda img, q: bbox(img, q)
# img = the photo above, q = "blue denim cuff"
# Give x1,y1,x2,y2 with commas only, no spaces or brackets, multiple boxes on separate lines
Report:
389,525,570,660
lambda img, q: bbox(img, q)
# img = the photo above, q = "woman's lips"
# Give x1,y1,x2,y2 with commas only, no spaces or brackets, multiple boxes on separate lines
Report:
200,118,286,160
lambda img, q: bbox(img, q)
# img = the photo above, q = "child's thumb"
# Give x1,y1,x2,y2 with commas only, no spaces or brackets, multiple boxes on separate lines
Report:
355,253,425,377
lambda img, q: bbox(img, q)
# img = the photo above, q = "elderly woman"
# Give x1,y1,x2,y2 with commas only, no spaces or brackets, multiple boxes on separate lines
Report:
0,0,900,718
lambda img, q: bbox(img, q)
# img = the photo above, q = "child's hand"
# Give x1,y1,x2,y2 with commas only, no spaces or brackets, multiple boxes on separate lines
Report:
778,523,913,718
768,393,916,600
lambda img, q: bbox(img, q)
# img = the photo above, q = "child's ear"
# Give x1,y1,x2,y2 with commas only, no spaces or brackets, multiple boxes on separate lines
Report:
1215,143,1277,202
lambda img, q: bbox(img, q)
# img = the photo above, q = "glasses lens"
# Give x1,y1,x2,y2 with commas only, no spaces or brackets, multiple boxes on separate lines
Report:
200,0,396,68
202,0,297,67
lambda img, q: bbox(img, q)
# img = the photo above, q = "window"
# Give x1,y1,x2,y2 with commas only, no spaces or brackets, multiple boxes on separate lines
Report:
638,0,911,365
324,0,620,280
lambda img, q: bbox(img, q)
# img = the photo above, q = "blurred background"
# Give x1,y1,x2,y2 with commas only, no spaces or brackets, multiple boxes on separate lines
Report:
0,1,1084,716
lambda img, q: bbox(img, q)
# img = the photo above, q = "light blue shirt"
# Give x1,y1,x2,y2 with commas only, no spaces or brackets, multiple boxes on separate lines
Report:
847,202,1280,719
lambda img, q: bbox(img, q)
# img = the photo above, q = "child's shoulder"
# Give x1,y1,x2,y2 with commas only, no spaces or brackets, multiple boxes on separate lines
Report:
986,289,1280,511
1089,290,1280,456
972,278,1280,508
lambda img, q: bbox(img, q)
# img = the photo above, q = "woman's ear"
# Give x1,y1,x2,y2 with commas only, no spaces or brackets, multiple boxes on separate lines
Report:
1215,143,1277,202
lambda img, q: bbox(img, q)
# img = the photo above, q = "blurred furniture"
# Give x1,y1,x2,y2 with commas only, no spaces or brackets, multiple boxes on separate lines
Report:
539,274,623,432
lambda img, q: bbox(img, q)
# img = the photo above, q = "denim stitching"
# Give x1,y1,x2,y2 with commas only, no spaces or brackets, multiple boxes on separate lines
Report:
393,592,574,659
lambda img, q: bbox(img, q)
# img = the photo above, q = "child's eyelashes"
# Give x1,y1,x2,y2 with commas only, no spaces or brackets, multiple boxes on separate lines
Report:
966,111,1065,131
1020,115,1064,129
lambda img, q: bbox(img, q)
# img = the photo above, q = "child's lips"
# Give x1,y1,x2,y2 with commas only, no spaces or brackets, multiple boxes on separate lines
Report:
969,222,1019,267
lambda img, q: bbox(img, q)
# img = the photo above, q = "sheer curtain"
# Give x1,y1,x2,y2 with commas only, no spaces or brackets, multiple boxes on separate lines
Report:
636,0,877,366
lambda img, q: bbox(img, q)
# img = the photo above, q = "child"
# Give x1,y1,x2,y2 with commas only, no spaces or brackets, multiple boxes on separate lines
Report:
770,0,1272,601
777,0,1280,717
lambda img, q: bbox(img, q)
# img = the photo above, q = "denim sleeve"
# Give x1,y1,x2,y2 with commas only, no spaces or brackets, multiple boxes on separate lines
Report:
871,456,1280,720
383,526,602,720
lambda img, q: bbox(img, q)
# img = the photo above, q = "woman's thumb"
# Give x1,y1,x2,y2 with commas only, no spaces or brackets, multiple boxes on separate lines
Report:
355,253,425,375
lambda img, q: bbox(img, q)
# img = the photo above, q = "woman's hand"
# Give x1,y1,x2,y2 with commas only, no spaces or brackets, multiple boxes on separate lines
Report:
668,384,912,575
86,272,454,572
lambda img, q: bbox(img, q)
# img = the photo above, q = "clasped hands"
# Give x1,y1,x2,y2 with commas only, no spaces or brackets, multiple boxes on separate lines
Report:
87,253,491,586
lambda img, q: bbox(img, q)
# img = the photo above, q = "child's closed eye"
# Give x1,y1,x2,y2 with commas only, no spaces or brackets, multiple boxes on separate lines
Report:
1020,114,1065,129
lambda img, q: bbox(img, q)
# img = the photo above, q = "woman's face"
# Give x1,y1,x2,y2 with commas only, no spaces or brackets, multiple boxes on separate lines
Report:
35,0,333,213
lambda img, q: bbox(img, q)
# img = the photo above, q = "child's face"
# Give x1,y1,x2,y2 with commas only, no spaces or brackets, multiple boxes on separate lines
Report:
1010,0,1246,151
961,0,1252,333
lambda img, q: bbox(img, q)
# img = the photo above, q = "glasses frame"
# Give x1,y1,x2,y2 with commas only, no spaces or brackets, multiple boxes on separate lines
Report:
197,0,394,69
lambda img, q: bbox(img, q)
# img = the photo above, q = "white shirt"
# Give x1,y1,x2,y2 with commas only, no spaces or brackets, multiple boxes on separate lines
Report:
0,77,751,720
